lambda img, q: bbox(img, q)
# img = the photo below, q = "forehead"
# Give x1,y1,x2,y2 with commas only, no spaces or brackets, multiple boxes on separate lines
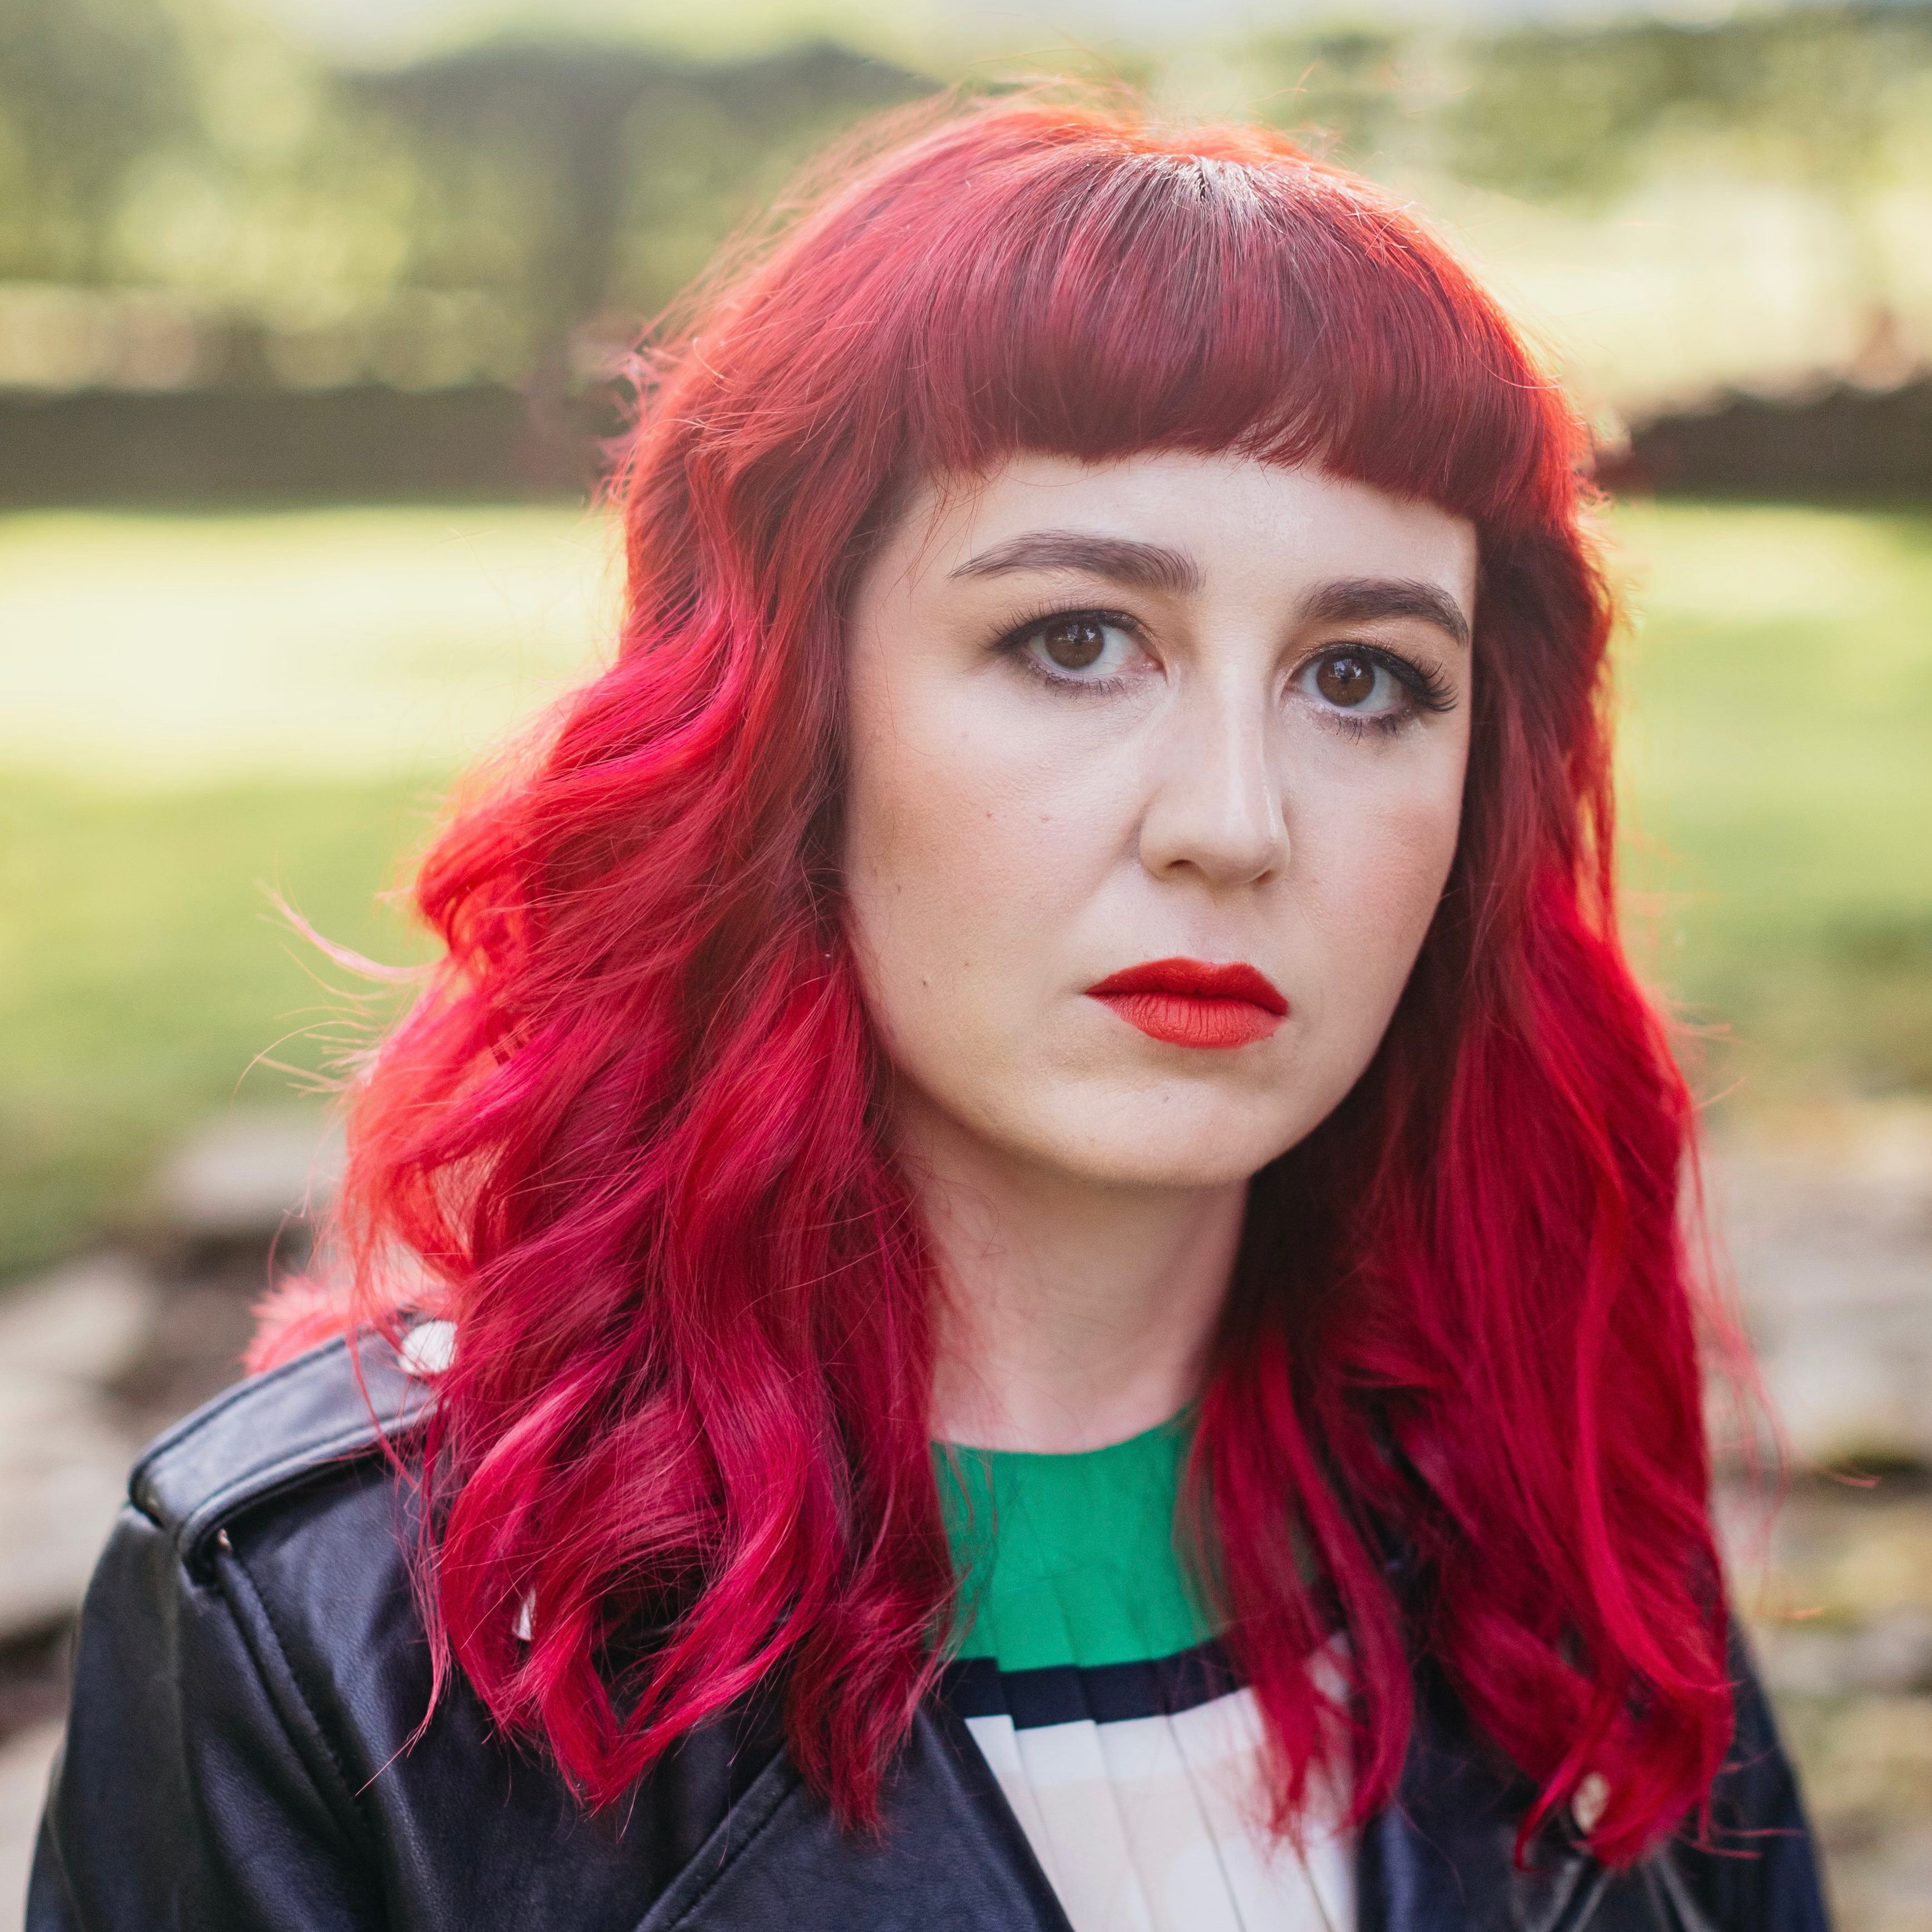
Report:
892,452,1479,619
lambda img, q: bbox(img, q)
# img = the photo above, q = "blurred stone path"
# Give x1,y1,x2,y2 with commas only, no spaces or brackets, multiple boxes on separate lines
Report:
1737,1483,1932,1932
1717,1102,1932,1471
1712,1102,1932,1932
0,1102,1926,1925
0,1107,337,1918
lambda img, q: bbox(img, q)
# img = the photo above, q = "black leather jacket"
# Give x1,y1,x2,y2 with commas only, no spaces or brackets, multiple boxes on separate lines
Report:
31,1335,1830,1931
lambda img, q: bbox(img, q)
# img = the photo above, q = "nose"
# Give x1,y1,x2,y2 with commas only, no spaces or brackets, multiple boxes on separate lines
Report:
1137,670,1287,888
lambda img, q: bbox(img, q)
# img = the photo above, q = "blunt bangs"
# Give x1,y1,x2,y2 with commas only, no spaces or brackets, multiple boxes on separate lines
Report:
840,118,1583,538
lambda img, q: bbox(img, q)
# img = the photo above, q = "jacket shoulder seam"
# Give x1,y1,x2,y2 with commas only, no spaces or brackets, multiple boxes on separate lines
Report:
130,1328,436,1567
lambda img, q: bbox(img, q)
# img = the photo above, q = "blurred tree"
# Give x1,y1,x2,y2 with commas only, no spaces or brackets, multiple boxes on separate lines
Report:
2,2,1925,402
0,0,194,280
1441,4,1932,346
1247,28,1423,171
1442,3,1932,209
353,41,928,404
104,10,424,372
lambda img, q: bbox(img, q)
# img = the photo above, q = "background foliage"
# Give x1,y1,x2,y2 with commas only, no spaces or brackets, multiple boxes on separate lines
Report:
3,1,1930,402
0,1,1928,1279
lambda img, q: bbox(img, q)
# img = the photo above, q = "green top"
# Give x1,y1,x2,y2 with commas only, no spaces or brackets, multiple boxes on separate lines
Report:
933,1414,1213,1670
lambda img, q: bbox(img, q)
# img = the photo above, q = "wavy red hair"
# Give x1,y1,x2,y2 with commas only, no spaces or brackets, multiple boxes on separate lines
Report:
275,99,1734,1865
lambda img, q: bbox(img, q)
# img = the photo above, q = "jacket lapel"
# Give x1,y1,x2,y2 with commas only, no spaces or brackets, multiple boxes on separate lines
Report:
1358,1799,1605,1932
634,1702,1071,1932
638,1680,1712,1932
1355,1686,1715,1932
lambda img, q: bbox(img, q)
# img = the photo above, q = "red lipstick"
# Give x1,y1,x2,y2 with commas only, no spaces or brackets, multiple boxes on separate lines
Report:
1085,957,1288,1050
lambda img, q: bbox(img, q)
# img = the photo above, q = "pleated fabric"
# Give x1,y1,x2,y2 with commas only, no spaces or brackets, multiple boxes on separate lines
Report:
935,1421,1352,1932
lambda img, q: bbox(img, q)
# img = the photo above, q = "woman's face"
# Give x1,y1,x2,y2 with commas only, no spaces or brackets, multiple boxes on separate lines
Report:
843,451,1477,1192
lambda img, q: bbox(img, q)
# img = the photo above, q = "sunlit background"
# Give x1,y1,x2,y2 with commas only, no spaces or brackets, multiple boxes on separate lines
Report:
1,0,1928,1921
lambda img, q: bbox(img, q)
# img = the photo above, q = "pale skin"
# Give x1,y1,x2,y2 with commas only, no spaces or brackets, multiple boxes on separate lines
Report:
843,452,1477,1452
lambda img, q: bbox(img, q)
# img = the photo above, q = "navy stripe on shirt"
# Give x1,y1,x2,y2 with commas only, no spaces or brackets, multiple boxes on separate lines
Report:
943,1638,1242,1730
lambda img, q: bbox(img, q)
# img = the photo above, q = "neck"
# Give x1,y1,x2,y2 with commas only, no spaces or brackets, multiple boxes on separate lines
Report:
900,1092,1247,1454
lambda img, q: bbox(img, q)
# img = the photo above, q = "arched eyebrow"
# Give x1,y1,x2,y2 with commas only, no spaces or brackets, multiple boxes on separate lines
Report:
948,531,1201,594
1300,577,1471,651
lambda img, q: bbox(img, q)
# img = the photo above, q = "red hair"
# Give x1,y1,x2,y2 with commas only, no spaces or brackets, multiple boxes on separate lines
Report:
287,100,1734,1865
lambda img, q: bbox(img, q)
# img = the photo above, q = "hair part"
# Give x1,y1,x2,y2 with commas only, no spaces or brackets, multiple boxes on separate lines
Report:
280,95,1735,1866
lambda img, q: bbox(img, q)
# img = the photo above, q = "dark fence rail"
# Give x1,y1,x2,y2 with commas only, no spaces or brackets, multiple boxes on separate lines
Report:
1,375,1927,507
1606,377,1932,497
0,384,622,505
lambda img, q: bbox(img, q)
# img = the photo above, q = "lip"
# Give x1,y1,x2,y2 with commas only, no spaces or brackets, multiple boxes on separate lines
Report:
1085,957,1288,1050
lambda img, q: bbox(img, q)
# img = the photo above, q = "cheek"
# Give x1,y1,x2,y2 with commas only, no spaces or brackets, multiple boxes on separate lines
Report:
841,677,1117,1058
848,734,1030,926
1291,744,1467,1008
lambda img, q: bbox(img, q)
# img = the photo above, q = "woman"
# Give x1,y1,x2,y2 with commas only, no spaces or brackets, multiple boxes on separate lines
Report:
32,101,1826,1930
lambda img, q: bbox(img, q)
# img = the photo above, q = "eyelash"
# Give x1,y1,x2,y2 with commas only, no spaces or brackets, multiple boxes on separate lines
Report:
1308,644,1457,740
990,604,1144,696
991,604,1457,733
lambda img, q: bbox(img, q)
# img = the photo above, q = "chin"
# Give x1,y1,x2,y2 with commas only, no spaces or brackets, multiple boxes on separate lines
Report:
1068,1144,1277,1191
1014,1084,1314,1191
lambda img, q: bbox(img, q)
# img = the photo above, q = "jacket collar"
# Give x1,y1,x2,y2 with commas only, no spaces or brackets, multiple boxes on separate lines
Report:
630,1689,1707,1932
634,1702,1071,1932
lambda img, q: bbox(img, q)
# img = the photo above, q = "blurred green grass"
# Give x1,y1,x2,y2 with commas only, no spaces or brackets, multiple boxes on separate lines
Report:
0,775,434,1271
1610,501,1932,1101
0,504,616,1278
1,499,1927,1280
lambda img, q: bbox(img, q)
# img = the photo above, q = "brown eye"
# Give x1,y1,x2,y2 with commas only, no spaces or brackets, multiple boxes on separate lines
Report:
1315,651,1377,708
1013,611,1139,684
1040,617,1107,670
